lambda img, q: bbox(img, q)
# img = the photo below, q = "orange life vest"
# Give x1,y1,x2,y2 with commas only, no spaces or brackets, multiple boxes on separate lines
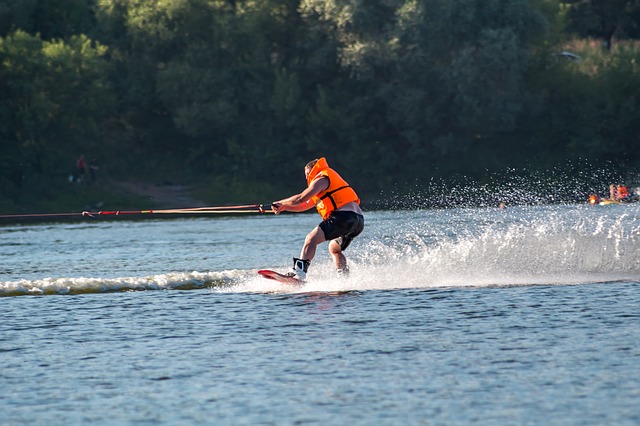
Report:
306,157,360,219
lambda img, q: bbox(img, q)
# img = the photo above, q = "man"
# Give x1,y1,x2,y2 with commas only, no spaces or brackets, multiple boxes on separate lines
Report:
272,157,364,280
76,155,87,183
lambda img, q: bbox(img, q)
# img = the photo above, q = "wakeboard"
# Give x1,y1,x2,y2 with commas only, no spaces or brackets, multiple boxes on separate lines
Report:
258,269,304,285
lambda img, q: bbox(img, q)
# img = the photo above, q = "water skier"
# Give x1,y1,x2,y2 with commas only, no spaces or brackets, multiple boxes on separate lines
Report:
271,157,364,280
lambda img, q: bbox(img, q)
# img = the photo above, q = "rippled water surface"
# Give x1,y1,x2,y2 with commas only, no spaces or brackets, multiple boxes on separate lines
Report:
1,205,639,424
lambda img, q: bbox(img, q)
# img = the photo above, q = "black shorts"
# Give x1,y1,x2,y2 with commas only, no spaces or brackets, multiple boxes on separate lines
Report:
318,210,365,251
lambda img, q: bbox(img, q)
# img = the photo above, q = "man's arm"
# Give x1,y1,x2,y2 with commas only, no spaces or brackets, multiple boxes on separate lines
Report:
272,177,329,214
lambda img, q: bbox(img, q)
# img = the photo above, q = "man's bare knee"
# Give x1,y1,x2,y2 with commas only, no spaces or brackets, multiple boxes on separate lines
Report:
328,240,341,255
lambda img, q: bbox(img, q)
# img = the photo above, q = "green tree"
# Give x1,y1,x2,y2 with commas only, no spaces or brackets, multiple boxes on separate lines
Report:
94,1,301,182
563,0,640,50
0,30,112,195
332,0,550,179
0,0,94,39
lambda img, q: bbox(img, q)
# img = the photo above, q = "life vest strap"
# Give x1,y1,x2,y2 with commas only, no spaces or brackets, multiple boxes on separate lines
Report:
320,185,351,210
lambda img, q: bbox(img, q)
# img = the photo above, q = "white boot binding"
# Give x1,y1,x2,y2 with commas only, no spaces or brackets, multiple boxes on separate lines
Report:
286,257,310,280
336,265,350,278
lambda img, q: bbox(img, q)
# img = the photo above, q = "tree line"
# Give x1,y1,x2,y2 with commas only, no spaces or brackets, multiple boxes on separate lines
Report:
1,0,640,212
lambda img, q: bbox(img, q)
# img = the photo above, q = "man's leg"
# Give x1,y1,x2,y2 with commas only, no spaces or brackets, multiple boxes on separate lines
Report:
289,226,326,279
328,239,347,270
300,226,326,262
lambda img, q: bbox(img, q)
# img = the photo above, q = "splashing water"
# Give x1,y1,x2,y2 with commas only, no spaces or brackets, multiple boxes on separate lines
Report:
378,163,638,210
350,205,639,290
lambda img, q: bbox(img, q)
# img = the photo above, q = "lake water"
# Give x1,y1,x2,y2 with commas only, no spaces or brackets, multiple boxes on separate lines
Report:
1,204,639,425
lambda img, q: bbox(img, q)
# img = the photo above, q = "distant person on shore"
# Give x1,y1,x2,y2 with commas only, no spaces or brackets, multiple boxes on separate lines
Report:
76,155,87,183
271,157,364,280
